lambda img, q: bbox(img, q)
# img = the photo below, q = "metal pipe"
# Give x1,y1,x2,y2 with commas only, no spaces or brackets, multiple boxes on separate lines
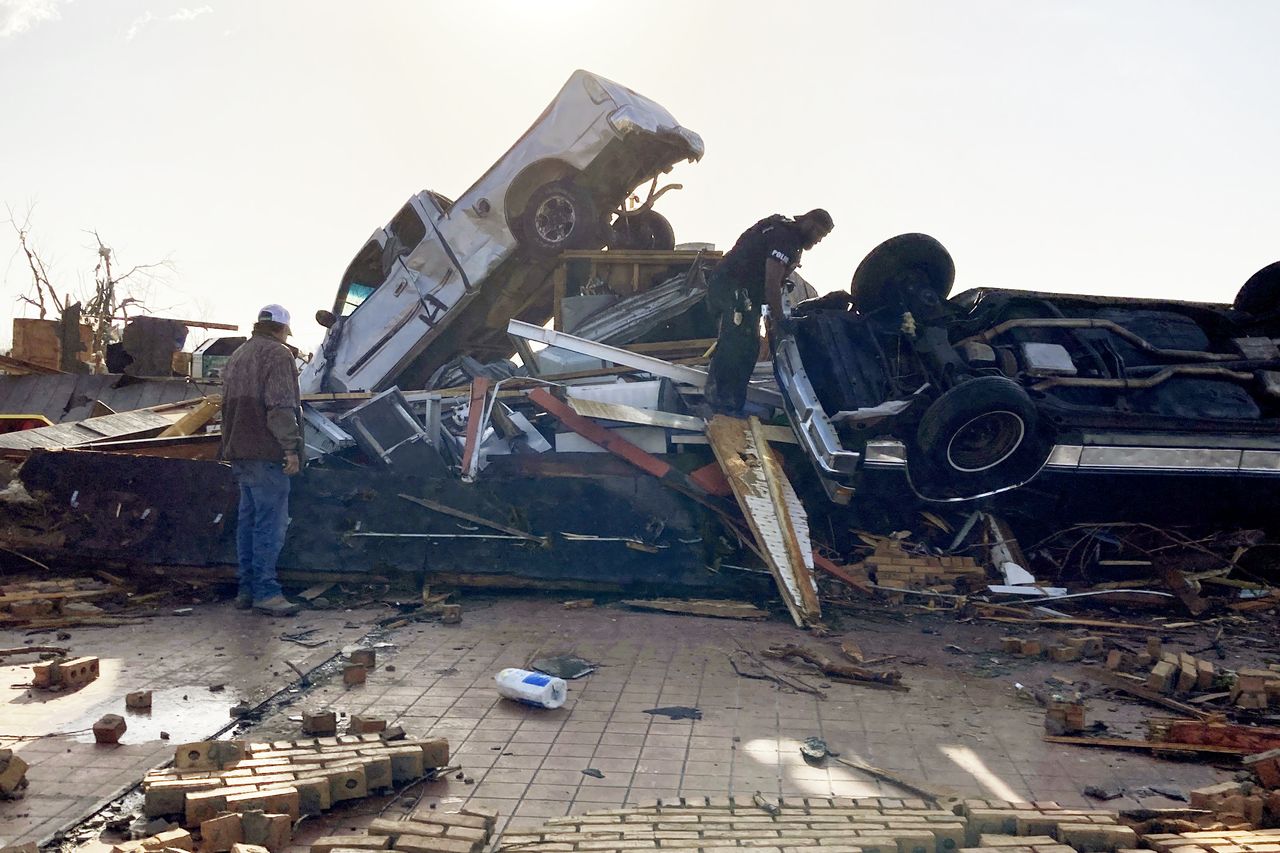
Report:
1031,364,1255,392
966,318,1241,362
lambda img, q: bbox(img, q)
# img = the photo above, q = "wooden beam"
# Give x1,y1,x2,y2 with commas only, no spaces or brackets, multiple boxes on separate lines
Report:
397,493,547,546
157,395,222,438
115,317,239,331
1044,734,1249,757
1083,666,1210,719
0,353,65,374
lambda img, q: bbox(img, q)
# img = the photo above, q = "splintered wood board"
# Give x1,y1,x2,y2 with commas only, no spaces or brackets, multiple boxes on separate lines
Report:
621,598,767,620
706,415,820,627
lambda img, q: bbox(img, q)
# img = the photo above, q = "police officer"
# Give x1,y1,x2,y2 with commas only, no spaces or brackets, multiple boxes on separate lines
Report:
704,209,834,416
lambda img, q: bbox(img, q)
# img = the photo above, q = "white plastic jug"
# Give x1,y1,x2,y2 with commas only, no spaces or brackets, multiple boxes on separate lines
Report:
495,667,567,709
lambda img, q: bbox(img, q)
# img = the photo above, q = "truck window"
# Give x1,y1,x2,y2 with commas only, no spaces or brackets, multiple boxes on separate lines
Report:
334,239,384,316
388,204,428,256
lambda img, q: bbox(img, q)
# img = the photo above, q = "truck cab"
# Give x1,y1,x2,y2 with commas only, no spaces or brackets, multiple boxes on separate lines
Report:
302,70,704,394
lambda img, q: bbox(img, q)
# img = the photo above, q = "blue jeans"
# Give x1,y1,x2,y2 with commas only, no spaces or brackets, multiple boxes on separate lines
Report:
231,460,291,602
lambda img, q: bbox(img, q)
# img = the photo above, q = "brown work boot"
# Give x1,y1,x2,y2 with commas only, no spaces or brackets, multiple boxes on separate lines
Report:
253,595,301,616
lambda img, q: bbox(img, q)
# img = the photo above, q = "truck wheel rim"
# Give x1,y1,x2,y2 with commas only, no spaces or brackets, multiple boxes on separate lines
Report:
946,410,1025,473
533,194,576,244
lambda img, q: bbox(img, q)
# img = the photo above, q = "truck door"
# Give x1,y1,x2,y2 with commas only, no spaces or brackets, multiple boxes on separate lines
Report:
337,196,471,391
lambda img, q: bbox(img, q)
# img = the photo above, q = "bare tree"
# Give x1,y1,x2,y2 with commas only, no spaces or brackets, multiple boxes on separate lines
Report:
83,230,169,368
8,211,63,320
5,208,172,370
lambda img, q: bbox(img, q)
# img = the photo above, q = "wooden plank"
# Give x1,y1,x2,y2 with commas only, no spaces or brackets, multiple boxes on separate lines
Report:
125,317,239,331
1044,735,1249,756
706,414,820,627
975,611,1170,632
157,396,221,437
1158,719,1280,753
0,353,65,375
567,397,705,432
0,588,114,605
397,493,547,545
1084,666,1210,719
297,582,335,601
622,598,767,620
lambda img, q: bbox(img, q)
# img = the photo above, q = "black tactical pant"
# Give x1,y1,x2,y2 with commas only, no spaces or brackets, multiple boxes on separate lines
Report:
704,286,760,416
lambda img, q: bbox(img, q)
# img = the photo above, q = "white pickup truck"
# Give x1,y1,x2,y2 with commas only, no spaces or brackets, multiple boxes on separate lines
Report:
301,70,704,394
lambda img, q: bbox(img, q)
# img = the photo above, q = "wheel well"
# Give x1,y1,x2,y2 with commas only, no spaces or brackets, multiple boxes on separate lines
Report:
504,159,579,230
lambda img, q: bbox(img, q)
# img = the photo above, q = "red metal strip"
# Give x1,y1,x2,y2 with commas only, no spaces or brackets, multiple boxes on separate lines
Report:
812,551,874,595
459,377,493,480
689,460,732,497
527,387,672,480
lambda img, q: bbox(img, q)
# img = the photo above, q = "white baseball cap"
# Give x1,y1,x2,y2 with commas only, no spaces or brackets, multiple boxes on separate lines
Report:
258,304,292,330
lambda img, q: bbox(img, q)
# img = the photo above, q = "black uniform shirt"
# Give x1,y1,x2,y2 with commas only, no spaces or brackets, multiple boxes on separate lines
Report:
708,214,805,309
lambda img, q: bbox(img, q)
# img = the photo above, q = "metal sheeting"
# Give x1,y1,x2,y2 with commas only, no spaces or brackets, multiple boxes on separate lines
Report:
0,375,211,423
568,270,708,345
0,408,188,450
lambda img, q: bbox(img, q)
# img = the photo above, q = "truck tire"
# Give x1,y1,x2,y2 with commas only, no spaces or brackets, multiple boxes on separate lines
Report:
609,210,676,251
520,182,602,256
912,376,1049,498
1234,260,1280,317
850,233,954,316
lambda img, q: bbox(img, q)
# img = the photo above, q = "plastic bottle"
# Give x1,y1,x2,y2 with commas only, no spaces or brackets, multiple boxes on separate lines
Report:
495,668,567,709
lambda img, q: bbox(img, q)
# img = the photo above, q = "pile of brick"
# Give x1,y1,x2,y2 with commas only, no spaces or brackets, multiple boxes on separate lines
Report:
141,734,449,828
311,807,497,853
866,541,987,593
0,577,118,624
496,796,1136,853
1229,669,1280,711
1101,638,1219,699
0,748,29,800
1142,828,1280,853
112,827,194,853
1004,636,1105,663
1184,781,1280,828
199,811,294,852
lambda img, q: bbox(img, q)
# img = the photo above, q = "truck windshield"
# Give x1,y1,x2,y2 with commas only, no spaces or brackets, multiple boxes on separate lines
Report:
333,238,385,317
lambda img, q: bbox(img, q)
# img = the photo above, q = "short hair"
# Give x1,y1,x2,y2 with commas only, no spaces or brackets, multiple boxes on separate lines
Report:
801,208,834,231
253,320,288,336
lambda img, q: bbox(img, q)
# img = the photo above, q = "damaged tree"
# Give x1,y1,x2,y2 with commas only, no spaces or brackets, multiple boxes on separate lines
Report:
6,210,171,372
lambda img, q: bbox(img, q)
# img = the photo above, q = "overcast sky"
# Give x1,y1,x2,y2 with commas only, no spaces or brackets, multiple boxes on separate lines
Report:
2,0,1277,355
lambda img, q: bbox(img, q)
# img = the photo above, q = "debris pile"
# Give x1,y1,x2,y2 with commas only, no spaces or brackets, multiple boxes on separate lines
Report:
496,796,1136,853
310,806,497,853
141,734,450,827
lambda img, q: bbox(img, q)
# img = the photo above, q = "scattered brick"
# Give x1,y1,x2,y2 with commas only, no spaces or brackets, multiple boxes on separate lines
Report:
440,604,462,624
348,648,376,667
93,713,127,744
241,810,292,851
419,737,450,768
302,711,338,736
310,836,391,853
343,665,367,687
57,655,100,688
200,814,244,852
126,690,153,709
1147,661,1178,694
348,715,386,734
0,749,29,797
1055,824,1137,852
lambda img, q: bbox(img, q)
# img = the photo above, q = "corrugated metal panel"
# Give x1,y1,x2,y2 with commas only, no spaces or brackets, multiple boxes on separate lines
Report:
0,408,184,450
0,375,209,422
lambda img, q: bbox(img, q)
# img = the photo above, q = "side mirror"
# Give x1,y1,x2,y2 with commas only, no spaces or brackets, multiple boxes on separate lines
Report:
315,310,337,329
